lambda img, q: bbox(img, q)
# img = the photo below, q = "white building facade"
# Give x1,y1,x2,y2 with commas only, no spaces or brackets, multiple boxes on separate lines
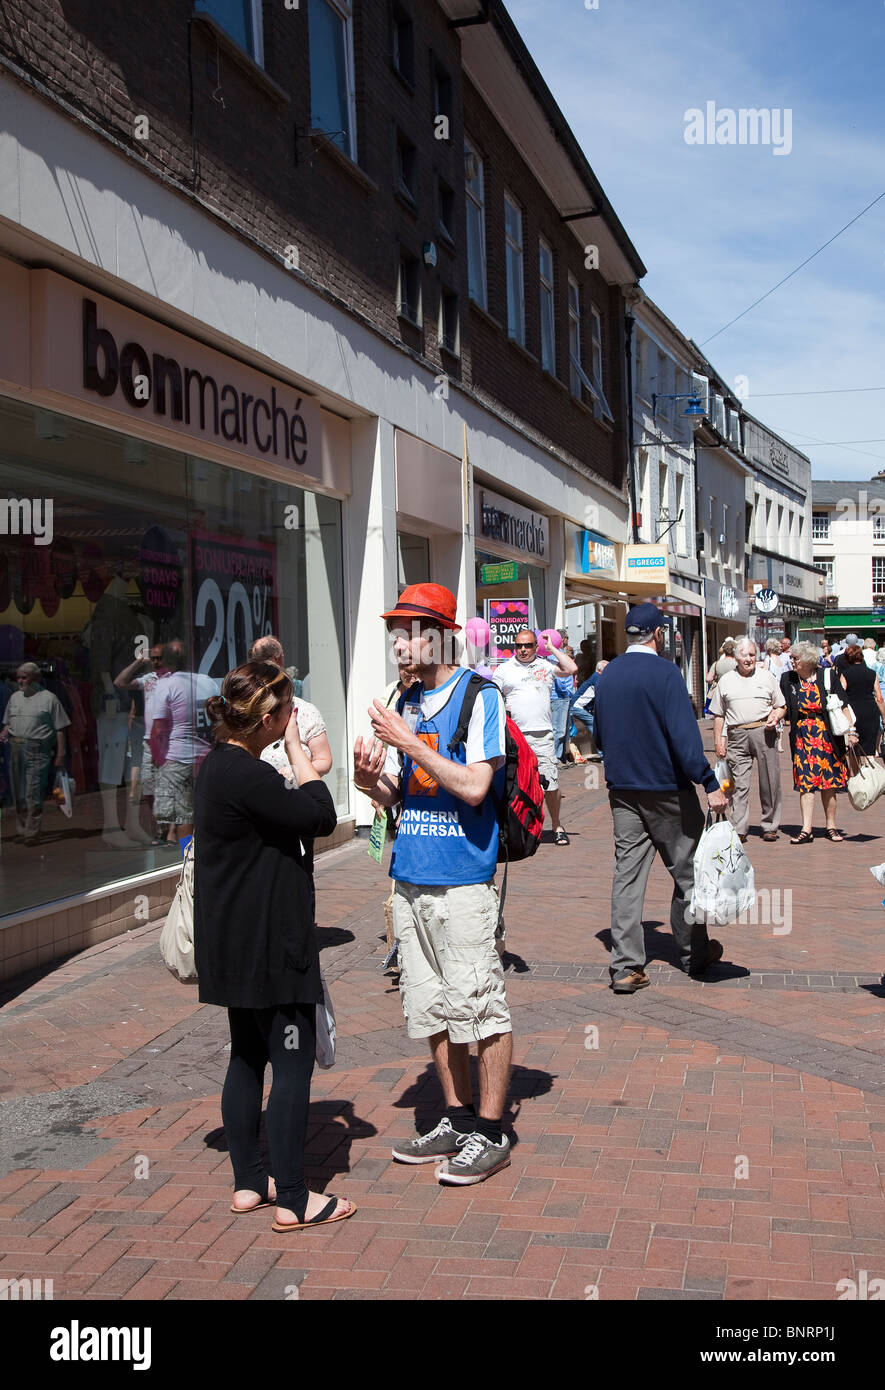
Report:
811,478,885,644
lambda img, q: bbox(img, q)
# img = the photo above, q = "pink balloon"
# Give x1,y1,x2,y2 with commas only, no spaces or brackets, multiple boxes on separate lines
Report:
465,617,490,648
541,628,563,649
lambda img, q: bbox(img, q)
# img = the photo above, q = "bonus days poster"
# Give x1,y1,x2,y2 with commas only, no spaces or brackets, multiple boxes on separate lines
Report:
190,532,278,682
486,598,530,662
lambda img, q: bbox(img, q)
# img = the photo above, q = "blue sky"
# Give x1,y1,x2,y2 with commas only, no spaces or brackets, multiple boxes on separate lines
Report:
508,0,885,481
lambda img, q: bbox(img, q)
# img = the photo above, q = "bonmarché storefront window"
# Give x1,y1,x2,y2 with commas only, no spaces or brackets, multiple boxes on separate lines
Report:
0,396,347,918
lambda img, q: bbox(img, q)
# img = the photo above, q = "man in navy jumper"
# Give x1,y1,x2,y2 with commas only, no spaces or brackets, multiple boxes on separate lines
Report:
594,604,728,993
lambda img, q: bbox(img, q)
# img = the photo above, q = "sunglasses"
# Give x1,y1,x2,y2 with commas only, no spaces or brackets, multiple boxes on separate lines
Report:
514,642,536,649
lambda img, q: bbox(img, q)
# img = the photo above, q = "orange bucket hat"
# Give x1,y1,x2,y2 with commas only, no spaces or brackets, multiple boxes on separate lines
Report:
381,583,462,632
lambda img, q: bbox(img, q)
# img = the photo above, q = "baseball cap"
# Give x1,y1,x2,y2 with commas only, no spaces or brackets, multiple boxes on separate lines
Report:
625,602,671,634
380,582,462,632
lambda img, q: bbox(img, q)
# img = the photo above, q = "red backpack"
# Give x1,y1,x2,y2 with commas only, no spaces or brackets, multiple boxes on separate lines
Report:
445,674,544,864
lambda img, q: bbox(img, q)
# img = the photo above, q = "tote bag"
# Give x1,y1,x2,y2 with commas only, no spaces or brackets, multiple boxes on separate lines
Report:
846,749,885,812
159,837,197,984
823,668,854,737
315,972,336,1069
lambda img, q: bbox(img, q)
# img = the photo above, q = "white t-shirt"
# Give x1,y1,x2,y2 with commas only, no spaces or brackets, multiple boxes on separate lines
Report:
135,670,167,736
260,700,327,781
153,671,218,762
493,656,555,733
5,687,70,741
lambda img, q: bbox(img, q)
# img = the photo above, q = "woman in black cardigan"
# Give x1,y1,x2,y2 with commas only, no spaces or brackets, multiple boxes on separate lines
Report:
194,661,355,1231
780,642,856,844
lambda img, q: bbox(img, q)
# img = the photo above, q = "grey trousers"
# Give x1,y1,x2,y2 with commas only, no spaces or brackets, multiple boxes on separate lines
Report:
726,724,781,835
609,787,709,976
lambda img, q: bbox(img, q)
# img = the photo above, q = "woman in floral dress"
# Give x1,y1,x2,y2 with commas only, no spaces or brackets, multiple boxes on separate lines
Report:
780,641,855,844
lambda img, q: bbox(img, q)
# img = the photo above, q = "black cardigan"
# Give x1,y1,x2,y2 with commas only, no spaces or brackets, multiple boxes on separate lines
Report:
193,743,338,1009
779,669,847,761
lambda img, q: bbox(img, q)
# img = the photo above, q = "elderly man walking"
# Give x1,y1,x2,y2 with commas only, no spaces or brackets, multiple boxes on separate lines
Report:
710,637,785,843
594,605,728,992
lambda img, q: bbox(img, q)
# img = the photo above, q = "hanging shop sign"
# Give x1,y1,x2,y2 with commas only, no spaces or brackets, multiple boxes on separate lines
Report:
480,560,520,584
754,587,779,614
573,529,618,577
486,597,530,661
191,532,278,683
477,489,549,562
704,578,750,624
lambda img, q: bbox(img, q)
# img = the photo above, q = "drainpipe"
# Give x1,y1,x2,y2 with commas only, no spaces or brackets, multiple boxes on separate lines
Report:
623,309,639,545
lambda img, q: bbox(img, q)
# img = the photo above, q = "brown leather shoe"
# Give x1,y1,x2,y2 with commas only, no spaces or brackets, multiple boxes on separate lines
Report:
762,831,778,842
611,969,650,994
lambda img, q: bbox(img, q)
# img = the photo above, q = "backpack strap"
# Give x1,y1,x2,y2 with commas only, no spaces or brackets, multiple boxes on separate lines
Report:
446,672,500,752
395,680,423,717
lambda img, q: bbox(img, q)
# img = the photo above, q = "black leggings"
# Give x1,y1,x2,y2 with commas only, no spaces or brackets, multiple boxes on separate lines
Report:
221,1002,317,1213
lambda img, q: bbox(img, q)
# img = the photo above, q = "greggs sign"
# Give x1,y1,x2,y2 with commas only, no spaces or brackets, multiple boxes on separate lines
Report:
23,268,345,492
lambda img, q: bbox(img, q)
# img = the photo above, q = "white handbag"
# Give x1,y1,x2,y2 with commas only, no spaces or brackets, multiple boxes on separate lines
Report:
823,668,853,737
846,750,885,812
315,972,336,1068
159,838,197,984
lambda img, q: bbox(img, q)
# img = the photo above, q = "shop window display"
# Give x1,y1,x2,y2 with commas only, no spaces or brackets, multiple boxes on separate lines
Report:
0,397,347,917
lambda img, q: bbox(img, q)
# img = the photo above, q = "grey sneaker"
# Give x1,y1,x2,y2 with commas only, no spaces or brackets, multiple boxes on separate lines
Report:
391,1117,466,1164
436,1131,511,1185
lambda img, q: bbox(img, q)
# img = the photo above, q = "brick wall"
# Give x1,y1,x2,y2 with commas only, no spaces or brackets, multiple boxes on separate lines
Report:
1,0,626,490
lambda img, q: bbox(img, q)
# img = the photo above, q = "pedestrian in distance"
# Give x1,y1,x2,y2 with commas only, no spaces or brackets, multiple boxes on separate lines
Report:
710,637,786,843
493,627,577,845
779,642,854,844
594,604,728,993
249,635,333,780
704,639,737,715
0,662,70,846
569,659,608,761
838,643,885,756
833,633,861,677
352,583,514,1185
194,662,354,1230
818,637,834,669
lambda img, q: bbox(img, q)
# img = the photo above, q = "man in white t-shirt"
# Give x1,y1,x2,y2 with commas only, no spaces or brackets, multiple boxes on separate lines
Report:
493,628,577,846
0,662,70,844
710,637,785,842
150,646,217,844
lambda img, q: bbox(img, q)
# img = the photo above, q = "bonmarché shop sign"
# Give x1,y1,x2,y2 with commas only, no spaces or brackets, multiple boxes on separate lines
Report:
25,269,342,491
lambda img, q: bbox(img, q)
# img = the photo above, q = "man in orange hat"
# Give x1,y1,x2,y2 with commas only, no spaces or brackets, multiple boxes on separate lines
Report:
352,584,513,1186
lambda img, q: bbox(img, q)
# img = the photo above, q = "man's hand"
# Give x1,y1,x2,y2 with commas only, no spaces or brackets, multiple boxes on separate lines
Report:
368,699,415,755
715,738,728,759
353,734,387,790
708,788,728,813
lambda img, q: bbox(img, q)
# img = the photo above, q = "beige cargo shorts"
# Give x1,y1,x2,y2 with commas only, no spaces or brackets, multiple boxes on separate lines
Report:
391,880,512,1044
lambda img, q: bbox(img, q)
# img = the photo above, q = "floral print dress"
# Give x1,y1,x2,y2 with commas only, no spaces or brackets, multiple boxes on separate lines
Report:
792,678,847,792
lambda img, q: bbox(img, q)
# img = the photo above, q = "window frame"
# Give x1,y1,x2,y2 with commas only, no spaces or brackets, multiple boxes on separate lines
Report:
464,137,487,310
503,191,525,346
568,274,583,399
873,556,885,596
309,0,358,163
811,510,830,540
589,304,614,423
437,176,455,243
196,0,265,66
395,127,418,203
439,286,460,357
396,248,422,328
391,2,415,86
538,238,556,375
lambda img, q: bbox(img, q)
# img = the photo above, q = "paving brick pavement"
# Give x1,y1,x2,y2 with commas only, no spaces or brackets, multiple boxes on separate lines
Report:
1,731,885,1300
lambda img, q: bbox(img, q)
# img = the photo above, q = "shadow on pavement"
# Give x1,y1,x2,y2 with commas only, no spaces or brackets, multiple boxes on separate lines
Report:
204,1099,378,1184
595,921,750,981
392,1060,555,1145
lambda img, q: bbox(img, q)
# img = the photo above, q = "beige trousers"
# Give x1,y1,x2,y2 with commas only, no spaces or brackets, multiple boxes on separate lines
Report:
727,724,782,835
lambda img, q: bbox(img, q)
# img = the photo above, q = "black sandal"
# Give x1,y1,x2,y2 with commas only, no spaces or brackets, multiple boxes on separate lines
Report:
272,1193,356,1232
790,830,813,844
826,828,844,842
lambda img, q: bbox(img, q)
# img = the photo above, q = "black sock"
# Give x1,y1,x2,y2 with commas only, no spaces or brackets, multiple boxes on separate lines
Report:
447,1104,476,1134
472,1114,502,1145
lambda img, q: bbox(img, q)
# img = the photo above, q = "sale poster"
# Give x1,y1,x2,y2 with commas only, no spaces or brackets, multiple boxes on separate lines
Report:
486,597,530,662
190,532,278,682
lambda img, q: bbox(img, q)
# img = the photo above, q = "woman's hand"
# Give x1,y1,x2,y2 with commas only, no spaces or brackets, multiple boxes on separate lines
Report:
284,707,303,752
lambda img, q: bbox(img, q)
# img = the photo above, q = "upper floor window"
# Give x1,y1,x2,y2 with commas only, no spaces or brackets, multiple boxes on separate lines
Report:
196,0,264,64
392,4,414,85
309,0,357,160
538,239,555,374
396,129,417,202
432,57,453,127
636,332,650,400
873,556,885,597
465,139,486,309
568,275,582,398
590,306,613,423
874,513,885,540
811,510,830,540
504,193,525,345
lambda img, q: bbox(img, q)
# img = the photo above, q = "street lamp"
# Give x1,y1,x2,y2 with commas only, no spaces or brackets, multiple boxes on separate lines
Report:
652,393,704,421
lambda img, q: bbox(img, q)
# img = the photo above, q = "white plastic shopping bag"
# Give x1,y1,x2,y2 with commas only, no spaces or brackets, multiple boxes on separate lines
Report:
52,769,74,818
315,972,337,1069
690,816,755,925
